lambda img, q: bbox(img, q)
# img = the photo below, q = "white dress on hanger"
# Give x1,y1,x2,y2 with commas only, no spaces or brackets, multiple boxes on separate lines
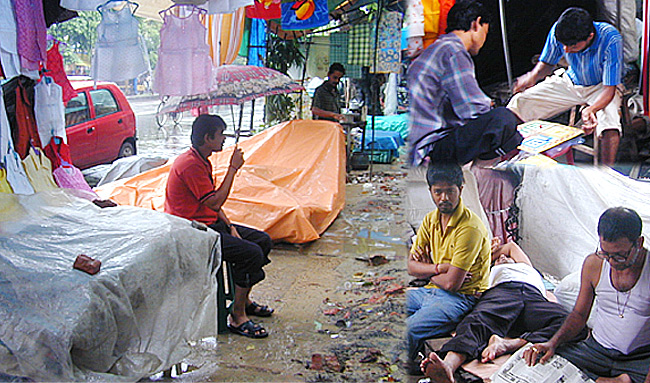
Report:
34,78,67,147
91,3,150,82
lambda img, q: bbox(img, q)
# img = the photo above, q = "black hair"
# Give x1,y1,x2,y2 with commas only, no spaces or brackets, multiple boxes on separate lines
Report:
555,7,596,46
426,162,464,188
328,63,346,76
445,0,491,33
598,207,643,243
191,114,226,148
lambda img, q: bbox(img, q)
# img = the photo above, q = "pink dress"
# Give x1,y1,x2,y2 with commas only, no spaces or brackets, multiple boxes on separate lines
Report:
154,7,213,97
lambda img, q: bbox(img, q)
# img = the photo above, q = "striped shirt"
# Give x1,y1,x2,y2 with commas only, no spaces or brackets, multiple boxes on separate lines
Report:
540,21,623,86
407,33,491,166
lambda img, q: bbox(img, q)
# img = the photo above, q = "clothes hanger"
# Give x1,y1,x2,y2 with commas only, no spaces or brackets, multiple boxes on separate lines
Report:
98,0,140,14
159,3,205,19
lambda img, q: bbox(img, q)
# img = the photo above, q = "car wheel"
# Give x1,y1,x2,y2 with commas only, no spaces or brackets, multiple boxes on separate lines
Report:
118,141,135,158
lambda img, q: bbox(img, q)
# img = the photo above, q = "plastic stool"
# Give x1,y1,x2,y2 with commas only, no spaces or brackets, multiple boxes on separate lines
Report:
216,261,235,334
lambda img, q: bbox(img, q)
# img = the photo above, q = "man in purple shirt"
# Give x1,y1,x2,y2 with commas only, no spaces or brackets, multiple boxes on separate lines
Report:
407,1,523,167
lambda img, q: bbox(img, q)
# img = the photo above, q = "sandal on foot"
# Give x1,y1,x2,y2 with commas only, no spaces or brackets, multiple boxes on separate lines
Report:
245,302,274,317
227,320,268,338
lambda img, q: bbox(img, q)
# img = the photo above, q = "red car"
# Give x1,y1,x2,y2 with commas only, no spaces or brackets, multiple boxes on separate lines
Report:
64,80,137,169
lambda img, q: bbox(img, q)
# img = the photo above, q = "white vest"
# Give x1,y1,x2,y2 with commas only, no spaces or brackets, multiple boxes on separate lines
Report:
592,253,650,354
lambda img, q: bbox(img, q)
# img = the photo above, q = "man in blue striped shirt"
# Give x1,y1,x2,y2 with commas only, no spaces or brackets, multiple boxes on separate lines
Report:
407,1,523,167
507,7,623,166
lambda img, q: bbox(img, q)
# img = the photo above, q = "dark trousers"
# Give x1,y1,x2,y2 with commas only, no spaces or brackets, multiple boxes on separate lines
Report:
440,282,584,360
428,107,523,165
209,220,272,289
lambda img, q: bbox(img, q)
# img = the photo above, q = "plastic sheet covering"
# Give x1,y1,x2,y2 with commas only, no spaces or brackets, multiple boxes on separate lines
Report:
0,189,220,381
516,165,650,279
95,120,346,243
96,155,169,187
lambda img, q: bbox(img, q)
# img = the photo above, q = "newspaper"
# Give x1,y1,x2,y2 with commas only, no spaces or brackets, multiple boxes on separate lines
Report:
517,120,583,154
491,344,595,383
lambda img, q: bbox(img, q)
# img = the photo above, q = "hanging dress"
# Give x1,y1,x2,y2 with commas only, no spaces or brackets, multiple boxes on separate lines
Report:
154,7,213,97
91,2,149,82
45,42,78,103
34,77,66,147
12,0,47,72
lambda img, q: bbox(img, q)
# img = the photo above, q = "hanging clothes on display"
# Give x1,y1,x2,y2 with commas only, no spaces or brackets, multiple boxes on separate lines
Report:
154,5,213,97
13,0,47,72
201,0,253,14
371,11,403,74
404,0,425,56
45,41,78,104
245,0,281,19
438,0,455,36
248,18,267,67
330,33,361,79
281,0,329,30
42,0,78,27
92,1,150,82
59,0,104,11
22,147,58,192
205,7,246,67
34,77,66,147
423,0,440,49
1,87,34,195
0,168,13,193
43,136,73,170
2,76,41,160
348,22,372,67
0,0,39,80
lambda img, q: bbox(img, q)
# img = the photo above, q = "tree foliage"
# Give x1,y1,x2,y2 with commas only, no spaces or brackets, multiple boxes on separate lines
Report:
264,35,305,125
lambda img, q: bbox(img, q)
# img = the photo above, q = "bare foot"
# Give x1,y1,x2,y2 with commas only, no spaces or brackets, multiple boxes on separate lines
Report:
481,335,525,363
423,353,455,383
596,374,632,383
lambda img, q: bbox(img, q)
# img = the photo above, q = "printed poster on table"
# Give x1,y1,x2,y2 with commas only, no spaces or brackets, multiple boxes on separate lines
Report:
281,0,329,30
517,120,583,154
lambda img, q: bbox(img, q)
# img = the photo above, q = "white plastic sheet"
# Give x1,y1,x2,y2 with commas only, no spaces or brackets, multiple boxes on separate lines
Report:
516,165,650,279
0,189,220,381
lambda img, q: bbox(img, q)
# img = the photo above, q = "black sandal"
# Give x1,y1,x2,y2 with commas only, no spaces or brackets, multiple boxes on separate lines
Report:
227,320,268,338
246,302,274,317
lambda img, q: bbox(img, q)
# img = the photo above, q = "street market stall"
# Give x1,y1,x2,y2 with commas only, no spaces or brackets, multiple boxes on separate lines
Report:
0,189,220,381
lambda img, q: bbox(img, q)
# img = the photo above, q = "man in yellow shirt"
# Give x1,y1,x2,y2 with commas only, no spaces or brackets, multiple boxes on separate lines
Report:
406,162,491,374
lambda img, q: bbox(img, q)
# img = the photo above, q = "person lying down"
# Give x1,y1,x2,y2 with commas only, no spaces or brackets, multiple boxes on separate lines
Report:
421,240,587,382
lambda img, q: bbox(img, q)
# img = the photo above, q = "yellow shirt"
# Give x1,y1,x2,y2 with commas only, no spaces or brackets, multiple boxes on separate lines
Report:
411,199,491,295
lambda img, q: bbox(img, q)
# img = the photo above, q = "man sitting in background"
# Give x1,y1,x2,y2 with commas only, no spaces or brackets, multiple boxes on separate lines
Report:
507,7,623,166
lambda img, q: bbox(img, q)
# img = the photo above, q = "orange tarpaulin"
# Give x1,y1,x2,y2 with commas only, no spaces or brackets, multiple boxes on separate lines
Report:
95,120,346,244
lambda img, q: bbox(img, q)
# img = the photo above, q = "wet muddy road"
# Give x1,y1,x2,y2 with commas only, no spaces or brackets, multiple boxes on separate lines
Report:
143,168,417,382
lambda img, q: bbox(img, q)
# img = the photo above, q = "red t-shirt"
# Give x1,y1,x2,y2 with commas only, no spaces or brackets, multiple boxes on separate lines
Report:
164,147,219,225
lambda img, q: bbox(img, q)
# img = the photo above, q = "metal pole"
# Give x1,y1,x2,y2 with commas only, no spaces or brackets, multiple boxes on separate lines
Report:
299,35,312,120
498,0,513,89
369,1,384,178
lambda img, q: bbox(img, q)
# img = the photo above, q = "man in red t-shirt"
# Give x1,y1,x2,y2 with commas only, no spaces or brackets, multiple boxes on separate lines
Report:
165,114,273,339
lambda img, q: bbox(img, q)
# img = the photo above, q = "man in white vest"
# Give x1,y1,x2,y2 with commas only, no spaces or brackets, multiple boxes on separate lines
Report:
524,207,650,383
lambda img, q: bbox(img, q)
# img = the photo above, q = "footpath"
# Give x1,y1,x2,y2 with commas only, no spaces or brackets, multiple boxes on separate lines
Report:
152,162,417,382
